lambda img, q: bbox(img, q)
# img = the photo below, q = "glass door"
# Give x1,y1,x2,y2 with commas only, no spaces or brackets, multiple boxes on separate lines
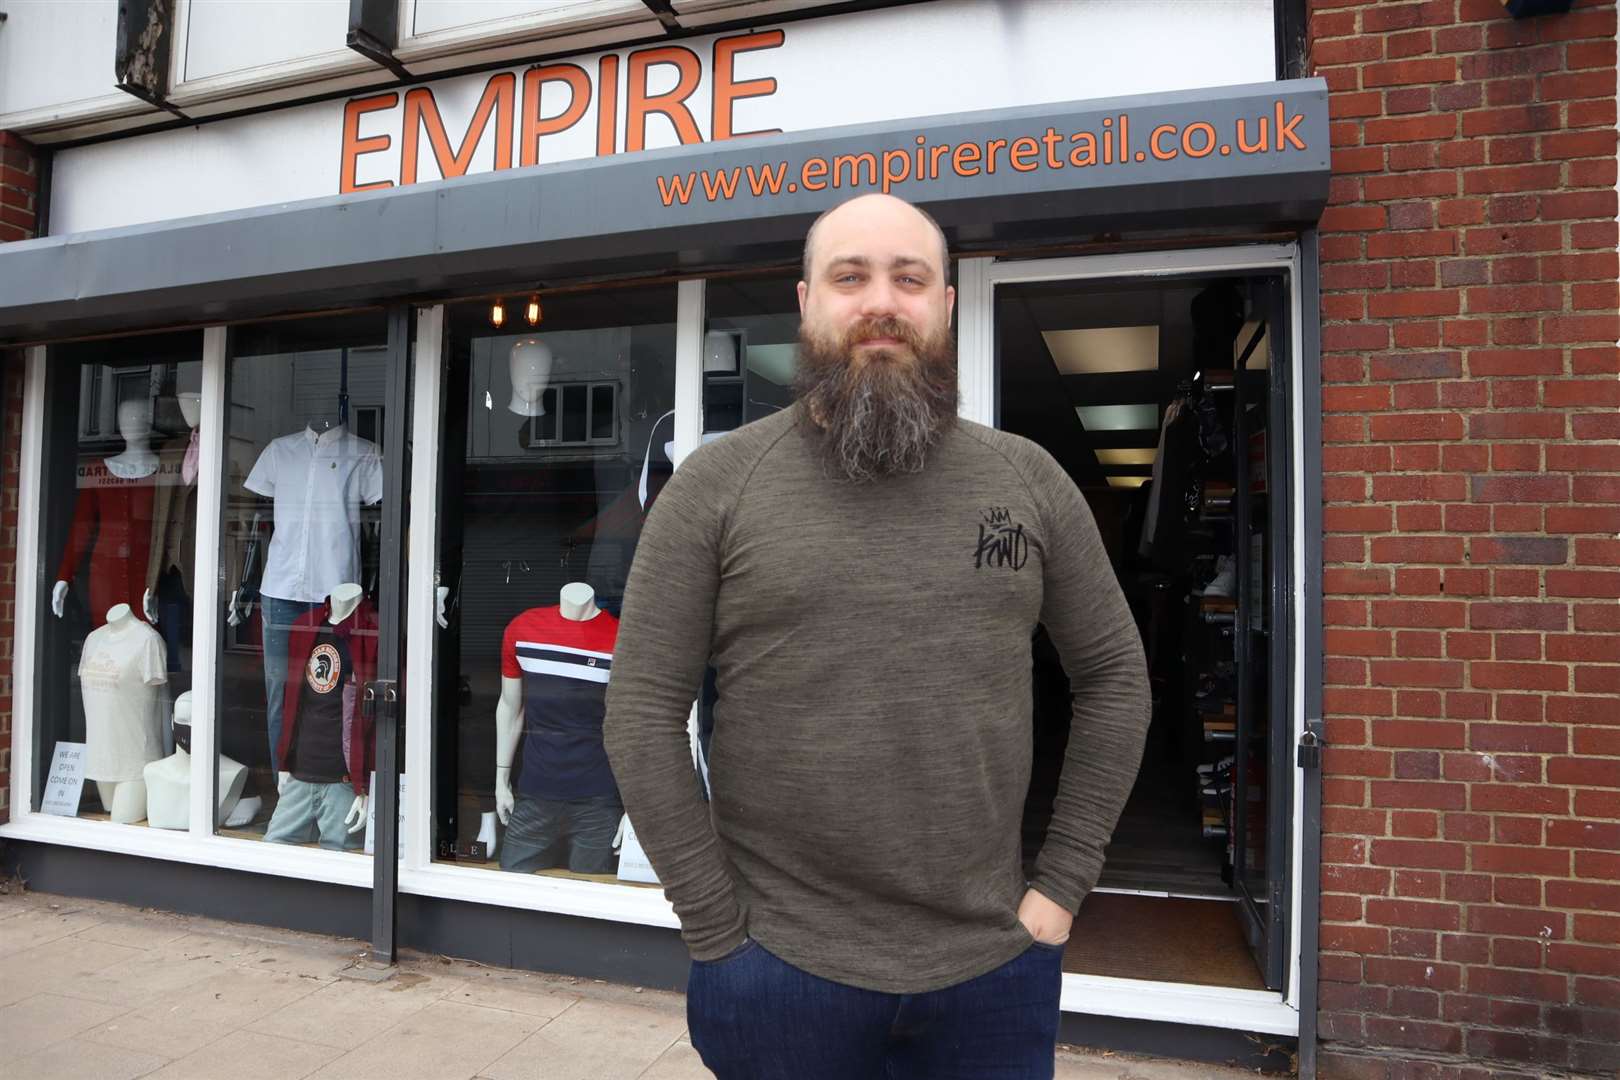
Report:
211,308,412,891
985,255,1295,994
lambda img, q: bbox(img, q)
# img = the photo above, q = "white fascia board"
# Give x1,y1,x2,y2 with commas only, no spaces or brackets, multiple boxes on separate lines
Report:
392,19,664,73
670,0,846,29
0,96,156,143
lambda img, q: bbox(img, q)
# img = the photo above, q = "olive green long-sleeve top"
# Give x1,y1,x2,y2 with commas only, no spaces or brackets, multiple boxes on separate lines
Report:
603,407,1150,994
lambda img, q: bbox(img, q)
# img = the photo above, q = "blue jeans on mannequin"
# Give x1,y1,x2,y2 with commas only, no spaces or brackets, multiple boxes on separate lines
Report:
687,939,1065,1080
260,596,320,771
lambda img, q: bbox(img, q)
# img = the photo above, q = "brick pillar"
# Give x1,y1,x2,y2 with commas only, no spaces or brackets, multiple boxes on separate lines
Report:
0,130,39,825
1309,0,1619,1076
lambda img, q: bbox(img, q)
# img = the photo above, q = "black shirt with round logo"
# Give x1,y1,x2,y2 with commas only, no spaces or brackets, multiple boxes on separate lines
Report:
289,625,353,784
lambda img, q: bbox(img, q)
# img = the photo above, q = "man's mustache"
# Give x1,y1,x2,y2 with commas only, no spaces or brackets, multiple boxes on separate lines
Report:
842,316,923,353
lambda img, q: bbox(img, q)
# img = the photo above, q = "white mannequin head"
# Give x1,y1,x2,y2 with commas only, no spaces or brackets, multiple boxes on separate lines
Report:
117,398,155,444
704,330,739,375
509,339,555,416
177,392,202,428
173,691,193,754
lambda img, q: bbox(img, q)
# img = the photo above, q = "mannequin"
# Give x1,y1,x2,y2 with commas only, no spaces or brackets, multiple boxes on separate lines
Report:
263,583,374,849
236,422,384,770
79,603,168,823
147,390,202,670
495,583,622,875
143,691,249,830
53,398,162,626
508,339,555,416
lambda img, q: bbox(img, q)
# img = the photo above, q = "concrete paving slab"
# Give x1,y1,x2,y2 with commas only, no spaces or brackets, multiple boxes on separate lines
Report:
142,1029,345,1080
485,998,688,1080
56,949,245,1008
307,999,547,1080
234,938,369,982
246,971,453,1050
0,934,147,1007
81,969,325,1059
0,903,109,958
162,931,273,965
635,1038,713,1080
0,991,133,1057
442,978,580,1021
75,911,198,951
0,1035,168,1080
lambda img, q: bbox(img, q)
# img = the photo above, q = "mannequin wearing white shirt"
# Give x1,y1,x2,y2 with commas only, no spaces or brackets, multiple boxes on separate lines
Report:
143,691,250,830
52,399,161,624
509,339,554,416
81,603,168,823
236,424,384,772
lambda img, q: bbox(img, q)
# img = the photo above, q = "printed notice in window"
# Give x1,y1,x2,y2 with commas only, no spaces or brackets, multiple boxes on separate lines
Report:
41,742,88,817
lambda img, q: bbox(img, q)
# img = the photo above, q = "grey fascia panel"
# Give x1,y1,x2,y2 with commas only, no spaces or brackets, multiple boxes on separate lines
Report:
0,78,1330,341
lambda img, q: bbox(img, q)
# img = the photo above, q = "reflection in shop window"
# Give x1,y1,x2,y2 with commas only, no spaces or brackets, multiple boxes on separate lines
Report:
36,333,203,827
217,313,394,851
434,285,680,883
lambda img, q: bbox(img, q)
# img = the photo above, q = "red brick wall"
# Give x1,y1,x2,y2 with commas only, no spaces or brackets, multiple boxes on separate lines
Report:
0,130,39,825
1309,1,1620,1076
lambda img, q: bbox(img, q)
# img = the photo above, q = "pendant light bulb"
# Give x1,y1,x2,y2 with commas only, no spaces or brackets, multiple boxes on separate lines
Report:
526,294,542,326
491,298,506,328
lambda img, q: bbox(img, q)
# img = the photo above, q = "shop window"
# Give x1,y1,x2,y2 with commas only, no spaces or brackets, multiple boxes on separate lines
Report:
522,379,618,447
179,0,353,85
216,312,397,849
432,284,677,882
702,272,802,438
34,332,204,826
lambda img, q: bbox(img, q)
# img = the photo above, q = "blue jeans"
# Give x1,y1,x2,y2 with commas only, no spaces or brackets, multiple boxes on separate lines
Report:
263,777,362,850
260,596,320,771
500,793,623,874
687,939,1065,1080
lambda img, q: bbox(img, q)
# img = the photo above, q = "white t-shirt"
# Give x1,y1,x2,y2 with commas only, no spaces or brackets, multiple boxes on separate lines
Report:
245,425,384,603
79,619,168,782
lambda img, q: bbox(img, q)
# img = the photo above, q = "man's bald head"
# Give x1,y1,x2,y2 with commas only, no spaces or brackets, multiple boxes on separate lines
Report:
801,194,951,286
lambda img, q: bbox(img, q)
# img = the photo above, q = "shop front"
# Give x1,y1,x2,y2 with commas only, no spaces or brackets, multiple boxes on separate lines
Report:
0,1,1328,1067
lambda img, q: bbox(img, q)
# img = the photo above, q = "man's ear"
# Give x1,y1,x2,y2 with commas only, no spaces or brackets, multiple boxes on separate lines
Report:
797,280,809,318
945,284,957,326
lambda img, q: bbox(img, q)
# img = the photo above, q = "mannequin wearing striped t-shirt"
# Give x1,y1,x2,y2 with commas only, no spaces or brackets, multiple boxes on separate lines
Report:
495,582,622,874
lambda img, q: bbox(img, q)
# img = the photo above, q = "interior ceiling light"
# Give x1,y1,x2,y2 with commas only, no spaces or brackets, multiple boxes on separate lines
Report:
1094,448,1157,467
1042,326,1160,375
1106,476,1150,489
490,298,506,328
1074,403,1158,431
526,294,542,326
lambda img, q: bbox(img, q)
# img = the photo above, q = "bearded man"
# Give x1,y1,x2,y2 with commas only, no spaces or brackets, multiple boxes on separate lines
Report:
604,193,1150,1079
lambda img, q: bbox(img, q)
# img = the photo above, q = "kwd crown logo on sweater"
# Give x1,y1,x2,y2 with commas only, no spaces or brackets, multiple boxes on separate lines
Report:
974,507,1029,571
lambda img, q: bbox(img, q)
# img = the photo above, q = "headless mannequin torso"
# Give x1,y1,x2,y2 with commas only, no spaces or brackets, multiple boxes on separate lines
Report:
53,399,162,622
276,582,369,835
143,690,249,829
493,583,600,826
91,603,158,823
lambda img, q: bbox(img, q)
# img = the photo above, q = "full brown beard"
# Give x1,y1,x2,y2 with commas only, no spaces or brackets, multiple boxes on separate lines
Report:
794,314,959,483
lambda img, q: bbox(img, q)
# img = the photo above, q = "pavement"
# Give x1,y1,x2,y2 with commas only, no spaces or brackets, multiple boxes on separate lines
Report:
0,887,1259,1080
